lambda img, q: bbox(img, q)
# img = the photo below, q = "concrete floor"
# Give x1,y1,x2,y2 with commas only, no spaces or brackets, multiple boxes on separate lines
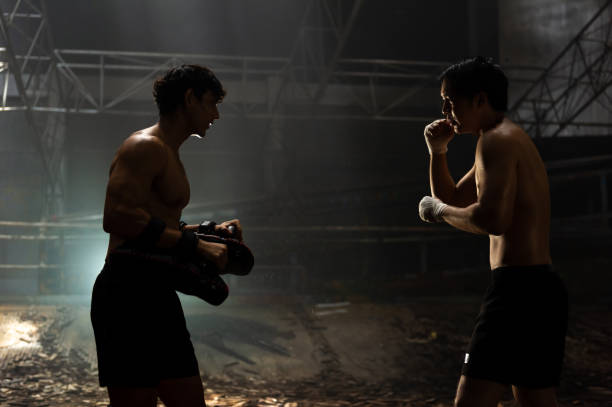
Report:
0,294,610,406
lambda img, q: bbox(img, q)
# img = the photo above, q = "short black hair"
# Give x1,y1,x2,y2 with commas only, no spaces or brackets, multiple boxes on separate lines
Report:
439,56,508,112
153,64,226,115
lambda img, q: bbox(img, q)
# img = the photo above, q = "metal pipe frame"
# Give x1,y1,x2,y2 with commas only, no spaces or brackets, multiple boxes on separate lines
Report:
1,49,457,116
0,0,67,217
0,2,609,127
0,2,552,125
0,0,70,292
4,47,607,130
509,0,612,137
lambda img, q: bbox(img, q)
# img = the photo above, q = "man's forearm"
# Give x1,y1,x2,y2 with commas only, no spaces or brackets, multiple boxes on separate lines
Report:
442,203,490,235
429,152,457,203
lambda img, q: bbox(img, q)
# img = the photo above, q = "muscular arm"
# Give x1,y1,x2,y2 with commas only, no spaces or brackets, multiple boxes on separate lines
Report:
430,153,477,208
441,134,517,235
102,136,182,248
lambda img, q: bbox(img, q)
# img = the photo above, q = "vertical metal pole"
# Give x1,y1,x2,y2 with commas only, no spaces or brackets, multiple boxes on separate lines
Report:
99,54,104,109
2,67,8,107
601,173,608,228
38,221,47,292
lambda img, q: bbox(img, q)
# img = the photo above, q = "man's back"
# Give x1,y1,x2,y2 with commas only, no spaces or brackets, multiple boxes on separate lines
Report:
478,118,552,269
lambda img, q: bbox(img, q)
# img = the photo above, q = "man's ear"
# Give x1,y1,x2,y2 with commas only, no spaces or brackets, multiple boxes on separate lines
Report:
475,91,487,107
184,88,195,108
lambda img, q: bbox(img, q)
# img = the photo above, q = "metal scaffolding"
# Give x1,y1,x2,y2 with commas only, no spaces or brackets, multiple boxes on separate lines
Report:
1,2,608,127
0,48,454,120
0,0,69,292
0,3,463,122
509,0,612,137
0,0,67,218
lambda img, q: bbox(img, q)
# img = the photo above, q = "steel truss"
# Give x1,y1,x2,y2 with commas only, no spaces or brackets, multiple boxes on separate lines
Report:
0,4,555,124
509,0,612,137
0,3,607,125
1,50,553,121
0,2,465,122
0,0,66,218
0,0,68,292
0,48,455,121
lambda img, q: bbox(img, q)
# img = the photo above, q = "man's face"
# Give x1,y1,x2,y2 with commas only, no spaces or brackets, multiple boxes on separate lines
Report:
440,79,476,134
189,90,220,137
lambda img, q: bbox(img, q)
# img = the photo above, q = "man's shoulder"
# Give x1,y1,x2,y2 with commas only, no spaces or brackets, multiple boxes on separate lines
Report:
113,132,169,172
476,120,524,165
120,132,167,158
481,119,526,149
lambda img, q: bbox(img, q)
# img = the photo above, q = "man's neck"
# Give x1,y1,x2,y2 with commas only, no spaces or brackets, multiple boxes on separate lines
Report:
477,112,505,135
157,114,192,152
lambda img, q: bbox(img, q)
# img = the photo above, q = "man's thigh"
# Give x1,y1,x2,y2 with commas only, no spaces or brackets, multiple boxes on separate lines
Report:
107,386,158,407
512,386,558,407
158,375,206,407
455,375,507,407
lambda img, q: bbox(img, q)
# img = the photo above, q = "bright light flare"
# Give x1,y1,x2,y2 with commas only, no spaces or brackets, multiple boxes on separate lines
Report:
0,318,40,349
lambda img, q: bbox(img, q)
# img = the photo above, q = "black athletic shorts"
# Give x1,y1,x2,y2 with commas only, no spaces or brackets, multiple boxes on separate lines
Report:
90,250,199,387
461,264,568,388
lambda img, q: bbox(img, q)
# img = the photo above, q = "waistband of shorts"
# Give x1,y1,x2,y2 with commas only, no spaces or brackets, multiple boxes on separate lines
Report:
490,264,557,284
492,264,554,273
102,245,179,277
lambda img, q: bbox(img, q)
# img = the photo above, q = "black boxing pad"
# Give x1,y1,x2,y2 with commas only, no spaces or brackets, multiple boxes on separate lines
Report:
110,247,229,306
195,233,254,276
171,261,229,306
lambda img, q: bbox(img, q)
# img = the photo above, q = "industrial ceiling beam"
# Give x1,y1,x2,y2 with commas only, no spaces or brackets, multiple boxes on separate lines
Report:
312,0,364,102
509,0,612,137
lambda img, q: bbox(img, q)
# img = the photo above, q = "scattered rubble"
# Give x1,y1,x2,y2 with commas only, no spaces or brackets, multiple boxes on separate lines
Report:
0,302,609,406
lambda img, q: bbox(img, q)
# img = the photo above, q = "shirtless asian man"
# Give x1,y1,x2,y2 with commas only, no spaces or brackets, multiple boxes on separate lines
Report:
91,65,241,407
418,57,568,407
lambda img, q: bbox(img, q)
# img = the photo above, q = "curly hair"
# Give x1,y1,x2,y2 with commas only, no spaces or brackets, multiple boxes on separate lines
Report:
439,56,508,112
153,64,226,116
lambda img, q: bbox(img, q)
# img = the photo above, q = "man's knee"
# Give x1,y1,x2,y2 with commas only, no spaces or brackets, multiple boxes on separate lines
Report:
158,375,205,407
454,395,495,407
513,386,558,407
454,375,506,407
107,386,158,407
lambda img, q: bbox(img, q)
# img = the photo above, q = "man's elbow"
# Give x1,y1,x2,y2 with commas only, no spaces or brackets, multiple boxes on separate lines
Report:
102,212,116,234
102,207,127,235
103,206,150,237
485,221,508,236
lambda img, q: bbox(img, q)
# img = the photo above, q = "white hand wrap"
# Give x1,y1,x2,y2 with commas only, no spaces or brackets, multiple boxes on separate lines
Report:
418,196,448,223
425,140,448,155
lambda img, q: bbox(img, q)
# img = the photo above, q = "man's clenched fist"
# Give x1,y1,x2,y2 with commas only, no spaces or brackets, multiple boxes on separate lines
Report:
424,119,455,154
419,196,448,223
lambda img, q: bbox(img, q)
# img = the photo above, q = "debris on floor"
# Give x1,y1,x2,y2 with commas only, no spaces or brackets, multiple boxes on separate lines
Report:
0,300,609,406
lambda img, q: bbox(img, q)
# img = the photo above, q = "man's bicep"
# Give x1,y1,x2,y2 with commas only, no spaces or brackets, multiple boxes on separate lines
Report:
454,165,477,207
104,139,166,218
106,162,155,209
476,137,517,231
